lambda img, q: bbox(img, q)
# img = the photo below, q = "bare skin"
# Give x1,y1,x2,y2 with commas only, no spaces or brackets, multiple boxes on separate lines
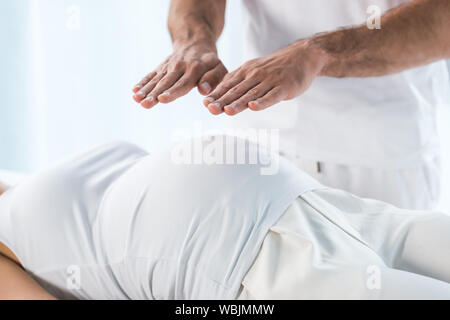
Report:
0,253,56,300
0,241,19,265
133,0,450,116
0,183,56,300
0,181,7,196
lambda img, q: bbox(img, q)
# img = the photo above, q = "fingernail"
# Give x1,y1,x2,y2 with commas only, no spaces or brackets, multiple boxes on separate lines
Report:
209,102,221,110
141,97,154,108
134,85,142,90
225,103,236,111
249,100,259,107
136,91,145,97
159,92,170,97
205,97,215,103
199,82,212,94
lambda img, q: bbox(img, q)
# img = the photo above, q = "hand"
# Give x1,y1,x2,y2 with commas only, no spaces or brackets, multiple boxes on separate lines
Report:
202,39,328,115
133,41,228,109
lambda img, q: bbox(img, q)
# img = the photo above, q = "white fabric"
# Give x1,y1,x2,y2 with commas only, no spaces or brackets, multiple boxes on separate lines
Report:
238,188,450,300
229,0,449,169
0,138,321,300
0,170,26,186
280,151,441,210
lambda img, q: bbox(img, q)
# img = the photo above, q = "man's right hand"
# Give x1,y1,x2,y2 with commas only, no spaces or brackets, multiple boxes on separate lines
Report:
133,41,228,109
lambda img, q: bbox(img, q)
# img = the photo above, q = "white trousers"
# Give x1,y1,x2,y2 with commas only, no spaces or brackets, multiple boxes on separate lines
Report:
237,188,450,300
280,152,441,210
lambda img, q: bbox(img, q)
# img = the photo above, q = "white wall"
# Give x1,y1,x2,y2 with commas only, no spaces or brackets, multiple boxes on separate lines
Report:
0,0,243,172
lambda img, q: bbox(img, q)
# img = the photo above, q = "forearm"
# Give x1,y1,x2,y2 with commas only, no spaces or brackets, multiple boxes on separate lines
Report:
0,254,56,300
168,0,226,50
310,0,450,77
199,0,449,115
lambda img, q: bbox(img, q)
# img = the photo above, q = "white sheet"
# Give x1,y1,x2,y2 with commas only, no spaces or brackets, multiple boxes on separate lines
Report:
0,170,26,186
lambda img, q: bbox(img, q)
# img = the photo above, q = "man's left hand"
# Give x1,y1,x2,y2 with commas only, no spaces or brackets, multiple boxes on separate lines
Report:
203,39,328,115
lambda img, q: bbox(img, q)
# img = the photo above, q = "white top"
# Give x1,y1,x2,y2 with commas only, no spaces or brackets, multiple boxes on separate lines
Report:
229,0,450,168
0,138,321,299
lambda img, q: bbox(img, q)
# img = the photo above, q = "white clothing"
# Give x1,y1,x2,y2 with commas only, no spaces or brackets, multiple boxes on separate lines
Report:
233,0,449,169
238,188,450,299
280,151,441,210
0,170,25,186
0,138,321,300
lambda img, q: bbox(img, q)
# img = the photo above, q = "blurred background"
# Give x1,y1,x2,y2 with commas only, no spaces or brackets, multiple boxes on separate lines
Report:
1,0,449,211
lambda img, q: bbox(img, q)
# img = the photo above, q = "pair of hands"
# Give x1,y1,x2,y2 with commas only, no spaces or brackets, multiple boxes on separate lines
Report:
132,39,326,116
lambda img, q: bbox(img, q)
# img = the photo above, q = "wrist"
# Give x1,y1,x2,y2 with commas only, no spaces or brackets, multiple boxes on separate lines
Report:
171,23,217,53
173,37,217,53
303,36,335,77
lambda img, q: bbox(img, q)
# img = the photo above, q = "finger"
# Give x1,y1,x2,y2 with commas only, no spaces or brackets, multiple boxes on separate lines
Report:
197,62,228,95
224,83,274,116
157,73,197,103
206,102,225,115
141,71,183,108
133,72,157,93
158,62,206,103
133,72,165,103
248,87,285,111
203,73,245,110
208,78,261,112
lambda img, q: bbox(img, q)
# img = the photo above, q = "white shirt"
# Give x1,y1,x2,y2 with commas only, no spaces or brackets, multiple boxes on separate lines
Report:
0,138,321,299
228,0,449,168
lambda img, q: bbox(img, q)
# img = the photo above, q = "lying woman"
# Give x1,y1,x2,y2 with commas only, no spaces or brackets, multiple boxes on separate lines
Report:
0,136,450,300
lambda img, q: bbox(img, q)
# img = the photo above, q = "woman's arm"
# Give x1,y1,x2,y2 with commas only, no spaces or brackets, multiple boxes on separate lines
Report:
0,254,56,300
0,181,8,196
